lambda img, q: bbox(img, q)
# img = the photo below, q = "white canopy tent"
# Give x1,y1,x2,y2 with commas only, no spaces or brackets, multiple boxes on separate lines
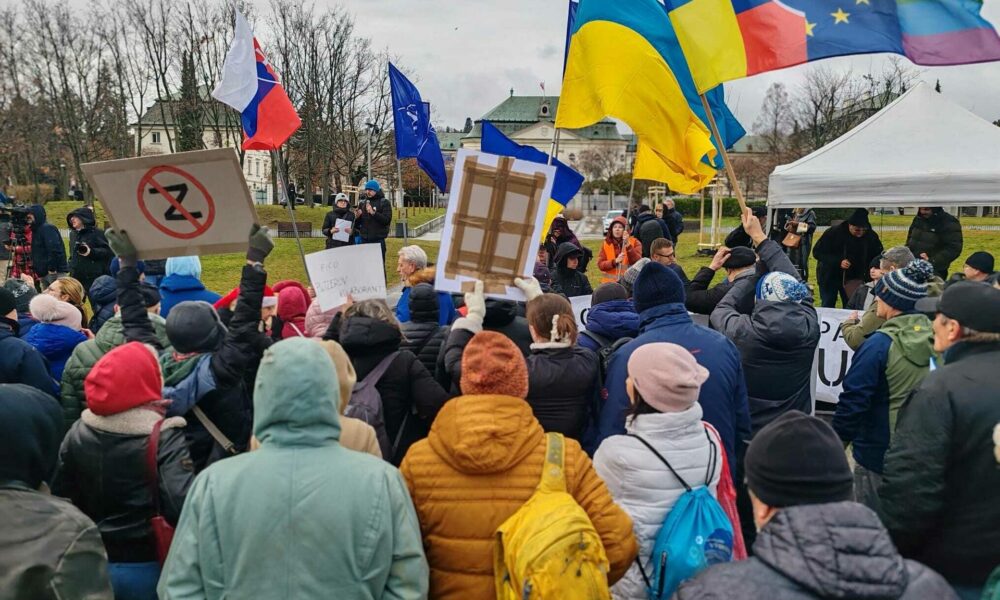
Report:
768,82,1000,210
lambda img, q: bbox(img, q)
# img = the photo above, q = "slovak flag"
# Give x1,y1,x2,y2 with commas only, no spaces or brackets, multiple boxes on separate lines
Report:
212,10,301,151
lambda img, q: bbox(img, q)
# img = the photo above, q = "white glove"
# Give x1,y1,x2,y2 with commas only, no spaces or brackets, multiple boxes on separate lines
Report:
514,277,543,301
453,280,486,333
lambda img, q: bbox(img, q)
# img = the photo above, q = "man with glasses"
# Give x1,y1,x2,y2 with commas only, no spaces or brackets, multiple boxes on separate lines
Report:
650,238,688,284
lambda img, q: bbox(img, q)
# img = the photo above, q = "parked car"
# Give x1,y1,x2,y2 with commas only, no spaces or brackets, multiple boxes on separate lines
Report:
602,209,621,233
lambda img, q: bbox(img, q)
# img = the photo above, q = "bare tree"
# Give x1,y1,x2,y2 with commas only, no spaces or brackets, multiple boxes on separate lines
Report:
753,82,794,157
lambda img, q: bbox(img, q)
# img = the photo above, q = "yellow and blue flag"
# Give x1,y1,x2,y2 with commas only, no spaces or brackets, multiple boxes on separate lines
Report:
558,0,744,194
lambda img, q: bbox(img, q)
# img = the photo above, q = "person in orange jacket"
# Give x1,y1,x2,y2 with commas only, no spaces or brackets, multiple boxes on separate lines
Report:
598,216,642,284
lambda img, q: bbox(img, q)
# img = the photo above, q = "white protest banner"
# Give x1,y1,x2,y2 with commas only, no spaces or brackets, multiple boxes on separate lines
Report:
331,219,352,243
435,150,556,301
305,243,387,311
569,295,592,330
82,149,257,259
813,307,856,413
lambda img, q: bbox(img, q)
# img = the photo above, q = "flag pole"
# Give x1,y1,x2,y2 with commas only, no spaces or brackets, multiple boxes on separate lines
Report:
698,93,748,214
396,158,407,244
270,148,311,285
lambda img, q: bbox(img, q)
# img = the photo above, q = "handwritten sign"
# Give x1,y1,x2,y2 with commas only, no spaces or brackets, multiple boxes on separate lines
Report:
305,243,387,311
813,307,856,413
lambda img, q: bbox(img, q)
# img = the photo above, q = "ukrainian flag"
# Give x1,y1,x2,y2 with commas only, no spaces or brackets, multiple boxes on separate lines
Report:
558,0,744,194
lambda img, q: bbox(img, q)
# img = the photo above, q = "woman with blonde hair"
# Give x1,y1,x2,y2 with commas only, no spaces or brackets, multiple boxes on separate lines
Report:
44,276,89,329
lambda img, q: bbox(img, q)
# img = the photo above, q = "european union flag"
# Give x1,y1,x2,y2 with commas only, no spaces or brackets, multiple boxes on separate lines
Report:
481,121,584,206
388,63,447,192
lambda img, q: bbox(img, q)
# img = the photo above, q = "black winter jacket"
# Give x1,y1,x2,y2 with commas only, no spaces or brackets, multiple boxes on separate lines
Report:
551,242,593,298
321,206,356,249
525,345,600,441
0,317,56,395
325,313,449,465
633,213,671,257
27,204,67,276
880,341,1000,586
813,221,883,290
66,208,112,293
51,415,194,562
710,240,820,435
400,284,450,376
686,268,755,316
355,191,393,240
905,208,963,277
675,502,956,600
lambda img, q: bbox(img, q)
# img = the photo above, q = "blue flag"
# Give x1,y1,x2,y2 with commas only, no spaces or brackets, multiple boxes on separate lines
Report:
388,63,447,192
480,121,584,206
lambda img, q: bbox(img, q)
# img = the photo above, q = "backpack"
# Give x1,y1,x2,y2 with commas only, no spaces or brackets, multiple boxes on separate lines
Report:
579,331,633,384
345,351,404,460
494,433,611,600
628,428,733,599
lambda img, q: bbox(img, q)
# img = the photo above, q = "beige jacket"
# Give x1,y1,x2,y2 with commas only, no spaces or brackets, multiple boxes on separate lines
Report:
340,416,381,457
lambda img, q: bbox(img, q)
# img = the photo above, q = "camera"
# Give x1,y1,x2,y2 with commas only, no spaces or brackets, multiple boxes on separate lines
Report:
0,205,30,230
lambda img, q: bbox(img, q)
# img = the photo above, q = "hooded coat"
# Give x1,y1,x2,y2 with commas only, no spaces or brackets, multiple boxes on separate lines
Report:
276,285,308,338
158,257,221,318
157,338,429,600
598,216,642,284
579,299,640,352
400,283,451,375
832,313,935,474
710,240,821,434
551,242,594,298
0,384,113,600
65,207,112,294
593,405,723,600
674,502,955,600
395,267,458,326
812,217,884,293
905,207,963,277
0,315,57,395
87,275,117,334
24,321,86,382
399,394,638,599
545,216,593,272
27,204,68,277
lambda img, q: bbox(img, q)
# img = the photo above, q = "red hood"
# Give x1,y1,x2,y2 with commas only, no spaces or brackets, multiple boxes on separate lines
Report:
85,342,162,415
277,286,308,321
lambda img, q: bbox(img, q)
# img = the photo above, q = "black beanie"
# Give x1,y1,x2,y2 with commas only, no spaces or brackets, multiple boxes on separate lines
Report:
633,261,685,313
166,301,227,354
723,246,756,269
3,279,37,314
592,282,628,306
408,283,439,323
847,208,871,228
745,411,853,508
965,251,995,274
0,287,16,317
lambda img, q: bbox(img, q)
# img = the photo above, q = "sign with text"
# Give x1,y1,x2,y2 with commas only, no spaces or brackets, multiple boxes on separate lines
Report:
305,243,387,311
82,149,257,259
813,307,856,413
569,295,591,331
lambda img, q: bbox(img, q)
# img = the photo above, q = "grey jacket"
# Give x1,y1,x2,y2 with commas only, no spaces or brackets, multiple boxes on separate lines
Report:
710,240,820,435
674,501,956,600
0,485,113,600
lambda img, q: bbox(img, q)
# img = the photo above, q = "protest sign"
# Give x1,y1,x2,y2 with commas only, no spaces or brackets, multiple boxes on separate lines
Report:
331,219,352,243
813,307,856,413
82,149,257,259
569,295,592,330
435,149,555,301
305,243,386,311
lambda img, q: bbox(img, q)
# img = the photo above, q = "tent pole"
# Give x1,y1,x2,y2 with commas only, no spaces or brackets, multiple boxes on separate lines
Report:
699,93,748,214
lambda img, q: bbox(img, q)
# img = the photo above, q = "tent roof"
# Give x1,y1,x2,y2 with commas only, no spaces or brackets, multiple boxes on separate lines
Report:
768,82,1000,208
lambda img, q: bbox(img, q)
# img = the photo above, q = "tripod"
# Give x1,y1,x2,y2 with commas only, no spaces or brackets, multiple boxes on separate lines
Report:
4,226,32,283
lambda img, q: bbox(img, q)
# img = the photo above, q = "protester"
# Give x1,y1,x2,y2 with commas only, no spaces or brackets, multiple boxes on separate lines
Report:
649,237,689,283
663,198,684,246
957,250,994,282
599,261,750,471
276,284,308,338
304,298,338,338
881,281,1000,599
846,255,884,311
710,209,819,435
158,256,220,318
52,341,195,600
0,384,113,600
631,204,672,258
271,279,311,308
24,293,87,382
724,206,767,249
317,340,382,457
832,259,935,510
783,207,818,281
321,192,355,249
27,205,68,288
60,288,167,432
44,276,89,329
158,337,429,599
813,208,884,308
214,283,277,331
395,246,456,326
3,275,38,336
685,245,756,315
598,215,641,284
619,257,650,297
323,298,448,465
112,227,273,471
593,343,724,600
0,286,56,394
400,283,450,375
545,215,592,272
906,206,963,278
66,207,112,299
675,411,955,599
551,241,593,298
578,282,639,353
400,330,637,598
355,180,393,263
87,275,117,334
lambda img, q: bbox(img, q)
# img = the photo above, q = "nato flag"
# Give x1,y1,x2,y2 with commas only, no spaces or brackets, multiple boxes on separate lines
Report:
481,121,584,206
388,63,448,192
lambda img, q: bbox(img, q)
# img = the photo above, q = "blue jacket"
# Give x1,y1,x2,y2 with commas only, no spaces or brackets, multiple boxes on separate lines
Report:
579,300,639,351
24,323,87,382
87,276,117,334
159,274,221,318
395,287,457,326
598,302,750,469
0,318,57,395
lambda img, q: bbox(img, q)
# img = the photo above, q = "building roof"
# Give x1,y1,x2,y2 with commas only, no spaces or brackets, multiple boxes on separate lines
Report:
135,98,238,128
463,95,622,141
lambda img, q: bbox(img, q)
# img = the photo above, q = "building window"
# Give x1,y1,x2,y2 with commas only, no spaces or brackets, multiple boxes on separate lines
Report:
569,153,577,162
151,132,161,144
255,160,260,177
540,104,550,116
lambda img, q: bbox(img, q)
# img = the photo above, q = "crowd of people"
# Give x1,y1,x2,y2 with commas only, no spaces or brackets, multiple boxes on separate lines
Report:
0,199,998,600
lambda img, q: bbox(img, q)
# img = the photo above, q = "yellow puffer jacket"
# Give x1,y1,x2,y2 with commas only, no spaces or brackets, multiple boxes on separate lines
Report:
400,394,638,599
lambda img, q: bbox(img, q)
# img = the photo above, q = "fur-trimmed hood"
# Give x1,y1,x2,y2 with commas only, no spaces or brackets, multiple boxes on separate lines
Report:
407,267,437,287
29,293,82,331
81,407,186,435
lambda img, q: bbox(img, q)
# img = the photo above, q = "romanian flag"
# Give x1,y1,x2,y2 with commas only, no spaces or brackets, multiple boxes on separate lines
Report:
669,0,1000,94
558,0,745,194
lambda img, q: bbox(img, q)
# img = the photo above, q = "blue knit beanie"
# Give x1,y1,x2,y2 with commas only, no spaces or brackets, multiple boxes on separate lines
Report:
756,272,810,303
633,261,685,313
364,180,381,192
874,259,934,311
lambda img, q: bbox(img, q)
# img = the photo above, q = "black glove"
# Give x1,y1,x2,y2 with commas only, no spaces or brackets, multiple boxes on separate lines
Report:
246,224,274,263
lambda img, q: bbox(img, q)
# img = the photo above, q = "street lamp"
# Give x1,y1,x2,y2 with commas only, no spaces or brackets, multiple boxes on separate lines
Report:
364,121,379,181
59,162,66,201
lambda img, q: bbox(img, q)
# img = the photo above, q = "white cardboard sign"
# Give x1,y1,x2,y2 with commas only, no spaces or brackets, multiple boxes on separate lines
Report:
305,243,387,311
813,307,856,413
569,295,592,331
331,219,353,243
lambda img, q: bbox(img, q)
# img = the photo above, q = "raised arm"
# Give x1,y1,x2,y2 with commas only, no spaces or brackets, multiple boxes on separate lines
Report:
107,230,160,348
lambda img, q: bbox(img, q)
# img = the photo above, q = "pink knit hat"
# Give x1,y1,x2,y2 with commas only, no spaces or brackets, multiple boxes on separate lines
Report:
627,343,708,412
29,294,82,331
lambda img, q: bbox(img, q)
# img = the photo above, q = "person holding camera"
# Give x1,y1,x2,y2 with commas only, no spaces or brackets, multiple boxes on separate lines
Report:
66,207,112,300
355,180,393,263
26,205,68,289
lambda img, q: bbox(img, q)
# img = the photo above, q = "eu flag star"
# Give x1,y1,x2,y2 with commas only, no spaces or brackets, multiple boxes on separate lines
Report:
856,0,870,4
831,8,850,23
806,20,817,36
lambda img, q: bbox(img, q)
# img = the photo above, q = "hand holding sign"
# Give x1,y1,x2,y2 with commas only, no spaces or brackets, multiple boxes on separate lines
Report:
305,244,387,311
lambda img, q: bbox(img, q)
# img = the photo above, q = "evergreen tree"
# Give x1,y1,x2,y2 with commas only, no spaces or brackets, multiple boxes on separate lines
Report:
176,51,204,152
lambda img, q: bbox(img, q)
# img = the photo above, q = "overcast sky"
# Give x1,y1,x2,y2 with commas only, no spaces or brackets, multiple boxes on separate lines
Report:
333,0,1000,133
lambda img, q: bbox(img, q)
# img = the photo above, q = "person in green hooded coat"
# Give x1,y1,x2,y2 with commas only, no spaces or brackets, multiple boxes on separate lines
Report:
157,337,429,600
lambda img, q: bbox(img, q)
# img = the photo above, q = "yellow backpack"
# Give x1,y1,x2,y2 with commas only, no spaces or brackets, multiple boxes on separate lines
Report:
494,433,611,600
